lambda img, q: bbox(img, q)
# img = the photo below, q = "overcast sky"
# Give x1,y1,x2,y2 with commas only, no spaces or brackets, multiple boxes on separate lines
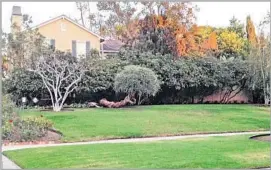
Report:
2,2,270,34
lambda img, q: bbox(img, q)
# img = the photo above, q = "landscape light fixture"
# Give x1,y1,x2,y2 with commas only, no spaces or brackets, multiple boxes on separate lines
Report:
33,97,39,104
22,97,27,104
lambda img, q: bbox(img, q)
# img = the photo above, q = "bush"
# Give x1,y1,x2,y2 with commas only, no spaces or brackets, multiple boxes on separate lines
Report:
4,116,53,142
114,65,160,105
3,68,46,105
2,95,17,139
2,95,54,142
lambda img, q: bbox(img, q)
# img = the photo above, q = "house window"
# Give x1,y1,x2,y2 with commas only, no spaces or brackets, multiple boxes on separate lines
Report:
60,23,66,31
44,38,51,46
44,38,55,50
76,41,86,59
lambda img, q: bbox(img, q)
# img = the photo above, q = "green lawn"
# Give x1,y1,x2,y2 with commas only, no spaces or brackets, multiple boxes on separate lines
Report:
4,135,270,169
19,105,270,142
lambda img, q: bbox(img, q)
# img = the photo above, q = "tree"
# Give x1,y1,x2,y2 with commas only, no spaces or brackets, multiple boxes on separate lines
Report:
114,65,160,105
248,12,270,104
6,14,46,70
28,52,87,111
97,2,139,40
76,2,88,27
246,16,257,46
3,68,45,105
75,2,107,34
217,29,246,58
217,59,250,103
228,16,245,38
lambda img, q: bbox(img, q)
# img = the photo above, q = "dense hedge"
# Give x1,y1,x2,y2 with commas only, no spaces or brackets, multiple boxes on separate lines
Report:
4,52,255,105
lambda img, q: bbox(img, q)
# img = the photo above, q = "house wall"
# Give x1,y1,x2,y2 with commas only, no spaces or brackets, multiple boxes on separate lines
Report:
37,18,101,52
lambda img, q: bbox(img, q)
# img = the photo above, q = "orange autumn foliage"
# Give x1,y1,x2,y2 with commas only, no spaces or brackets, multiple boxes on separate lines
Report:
246,16,257,46
202,32,218,51
138,13,218,57
175,25,218,57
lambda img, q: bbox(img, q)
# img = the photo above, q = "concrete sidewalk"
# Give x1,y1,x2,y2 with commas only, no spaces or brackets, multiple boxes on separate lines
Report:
3,131,269,152
2,155,21,169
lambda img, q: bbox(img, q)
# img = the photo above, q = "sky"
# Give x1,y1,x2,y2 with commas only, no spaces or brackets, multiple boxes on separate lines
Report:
2,2,270,34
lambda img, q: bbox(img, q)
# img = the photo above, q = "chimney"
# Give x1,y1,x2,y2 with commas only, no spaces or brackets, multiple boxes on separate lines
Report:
11,6,22,34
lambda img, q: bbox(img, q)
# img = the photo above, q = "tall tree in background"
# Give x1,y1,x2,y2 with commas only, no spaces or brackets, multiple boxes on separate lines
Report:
189,25,218,57
76,2,88,27
217,29,246,59
246,16,257,46
135,2,198,57
228,16,245,38
75,2,107,35
97,2,139,40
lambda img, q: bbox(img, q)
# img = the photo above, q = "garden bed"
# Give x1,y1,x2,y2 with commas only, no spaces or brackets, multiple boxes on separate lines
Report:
3,129,63,146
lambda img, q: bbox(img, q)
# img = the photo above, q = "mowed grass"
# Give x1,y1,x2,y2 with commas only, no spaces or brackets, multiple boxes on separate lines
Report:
19,104,270,142
4,135,270,169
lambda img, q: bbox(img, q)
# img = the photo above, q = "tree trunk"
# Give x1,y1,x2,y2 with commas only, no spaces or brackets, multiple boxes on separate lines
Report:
138,94,141,105
53,102,62,112
264,95,269,105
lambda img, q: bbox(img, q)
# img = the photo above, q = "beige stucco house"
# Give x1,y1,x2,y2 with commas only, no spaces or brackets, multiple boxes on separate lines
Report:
11,6,104,58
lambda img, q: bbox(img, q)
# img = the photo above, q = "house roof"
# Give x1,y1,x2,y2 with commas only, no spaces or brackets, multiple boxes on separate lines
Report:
31,15,104,40
102,39,124,52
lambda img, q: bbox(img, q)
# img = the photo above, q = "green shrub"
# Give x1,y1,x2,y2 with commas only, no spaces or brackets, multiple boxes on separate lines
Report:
2,95,18,139
114,65,160,105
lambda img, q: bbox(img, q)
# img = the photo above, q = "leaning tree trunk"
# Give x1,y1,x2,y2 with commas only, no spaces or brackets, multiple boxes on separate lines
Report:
99,95,136,108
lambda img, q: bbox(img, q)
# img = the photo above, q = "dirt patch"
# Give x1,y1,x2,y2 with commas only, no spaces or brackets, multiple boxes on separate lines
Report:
39,130,62,141
250,134,271,142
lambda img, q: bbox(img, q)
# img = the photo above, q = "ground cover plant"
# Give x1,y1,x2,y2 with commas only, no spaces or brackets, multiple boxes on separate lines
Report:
19,105,270,142
4,135,270,169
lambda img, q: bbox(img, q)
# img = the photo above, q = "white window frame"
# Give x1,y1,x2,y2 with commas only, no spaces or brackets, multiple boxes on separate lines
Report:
76,40,86,59
44,38,51,47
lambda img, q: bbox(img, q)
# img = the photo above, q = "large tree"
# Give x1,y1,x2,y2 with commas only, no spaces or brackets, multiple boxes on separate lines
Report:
29,52,87,111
